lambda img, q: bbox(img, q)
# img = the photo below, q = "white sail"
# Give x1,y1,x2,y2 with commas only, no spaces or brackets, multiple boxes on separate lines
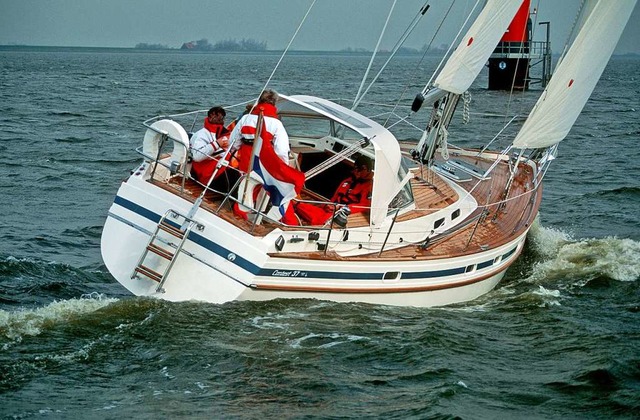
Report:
434,0,523,95
513,0,637,149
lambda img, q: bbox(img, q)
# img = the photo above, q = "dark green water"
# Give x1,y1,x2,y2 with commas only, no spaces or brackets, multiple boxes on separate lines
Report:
0,49,638,418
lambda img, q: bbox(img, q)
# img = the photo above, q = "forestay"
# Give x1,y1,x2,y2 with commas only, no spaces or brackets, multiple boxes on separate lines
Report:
434,0,523,95
513,0,637,149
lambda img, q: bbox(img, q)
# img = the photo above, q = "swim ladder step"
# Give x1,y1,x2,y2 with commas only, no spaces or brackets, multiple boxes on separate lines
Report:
146,243,175,260
158,221,185,239
134,265,163,283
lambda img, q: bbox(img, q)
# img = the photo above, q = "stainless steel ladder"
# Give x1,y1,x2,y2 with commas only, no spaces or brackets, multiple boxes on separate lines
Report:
132,209,200,292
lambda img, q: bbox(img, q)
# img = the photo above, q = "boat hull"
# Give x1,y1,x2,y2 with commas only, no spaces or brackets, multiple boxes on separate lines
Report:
238,269,508,307
102,174,529,308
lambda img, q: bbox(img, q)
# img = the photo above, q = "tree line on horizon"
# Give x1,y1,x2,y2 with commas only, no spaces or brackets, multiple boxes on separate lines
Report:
134,39,450,54
181,38,267,51
135,38,267,51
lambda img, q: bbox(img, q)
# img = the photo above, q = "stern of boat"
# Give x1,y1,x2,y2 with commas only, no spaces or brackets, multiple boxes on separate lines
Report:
101,171,248,304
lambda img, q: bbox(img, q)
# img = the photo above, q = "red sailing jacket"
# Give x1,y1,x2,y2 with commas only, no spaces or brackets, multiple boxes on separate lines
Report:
330,175,373,214
204,118,229,139
191,119,230,183
295,174,373,226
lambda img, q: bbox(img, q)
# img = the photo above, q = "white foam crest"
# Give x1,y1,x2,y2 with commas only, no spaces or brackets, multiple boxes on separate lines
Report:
249,316,290,331
249,310,311,331
533,286,561,298
288,332,368,349
3,255,73,269
532,286,562,307
289,332,320,348
527,236,640,283
527,218,573,259
35,340,97,363
0,295,118,341
115,312,154,331
160,366,176,380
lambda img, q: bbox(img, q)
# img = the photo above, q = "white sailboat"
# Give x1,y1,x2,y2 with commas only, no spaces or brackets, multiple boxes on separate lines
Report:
100,0,636,307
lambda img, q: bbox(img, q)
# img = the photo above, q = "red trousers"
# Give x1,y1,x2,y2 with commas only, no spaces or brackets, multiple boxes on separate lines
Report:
295,202,332,226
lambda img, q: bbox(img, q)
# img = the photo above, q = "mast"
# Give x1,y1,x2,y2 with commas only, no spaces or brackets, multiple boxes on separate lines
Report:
413,0,524,166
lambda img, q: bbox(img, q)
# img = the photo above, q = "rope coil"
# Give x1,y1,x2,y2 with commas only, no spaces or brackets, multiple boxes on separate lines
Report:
440,126,449,160
462,91,471,124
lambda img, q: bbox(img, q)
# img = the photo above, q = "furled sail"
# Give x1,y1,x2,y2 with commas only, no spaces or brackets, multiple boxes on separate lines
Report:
513,0,637,149
434,0,523,95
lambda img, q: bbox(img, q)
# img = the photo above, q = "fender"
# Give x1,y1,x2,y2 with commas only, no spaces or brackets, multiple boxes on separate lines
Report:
142,119,189,169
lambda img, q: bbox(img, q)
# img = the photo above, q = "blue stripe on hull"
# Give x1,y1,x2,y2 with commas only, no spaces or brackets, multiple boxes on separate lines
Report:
111,195,518,282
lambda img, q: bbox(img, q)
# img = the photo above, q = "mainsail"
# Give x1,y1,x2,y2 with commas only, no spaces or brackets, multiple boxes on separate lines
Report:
513,0,637,149
434,0,523,95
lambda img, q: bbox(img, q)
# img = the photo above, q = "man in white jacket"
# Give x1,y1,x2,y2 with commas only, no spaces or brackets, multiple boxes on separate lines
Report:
228,89,303,225
228,89,290,169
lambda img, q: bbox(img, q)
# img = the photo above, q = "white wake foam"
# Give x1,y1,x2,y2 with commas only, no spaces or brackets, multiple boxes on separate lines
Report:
527,223,640,283
527,218,573,259
0,294,118,343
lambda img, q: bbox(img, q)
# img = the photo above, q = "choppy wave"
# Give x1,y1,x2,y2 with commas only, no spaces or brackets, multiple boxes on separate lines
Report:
288,332,370,349
54,136,93,143
526,219,574,260
47,110,88,118
584,186,640,199
523,219,639,281
61,225,103,239
0,256,118,306
0,293,117,343
527,235,640,284
474,222,640,309
52,156,141,164
0,255,76,277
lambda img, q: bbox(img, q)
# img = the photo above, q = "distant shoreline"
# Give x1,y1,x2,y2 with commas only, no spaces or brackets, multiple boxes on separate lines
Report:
1,44,637,58
0,44,427,56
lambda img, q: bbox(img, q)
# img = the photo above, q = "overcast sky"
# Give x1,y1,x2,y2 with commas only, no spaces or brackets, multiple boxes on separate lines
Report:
0,0,638,54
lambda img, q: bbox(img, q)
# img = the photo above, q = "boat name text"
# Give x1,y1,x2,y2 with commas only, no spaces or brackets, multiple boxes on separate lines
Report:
271,270,308,277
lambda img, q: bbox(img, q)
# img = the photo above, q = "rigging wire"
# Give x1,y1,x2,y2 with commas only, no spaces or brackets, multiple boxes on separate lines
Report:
518,0,586,187
502,0,540,128
353,0,398,109
506,0,585,154
419,0,482,96
383,1,481,137
382,0,458,127
258,0,317,100
351,1,431,111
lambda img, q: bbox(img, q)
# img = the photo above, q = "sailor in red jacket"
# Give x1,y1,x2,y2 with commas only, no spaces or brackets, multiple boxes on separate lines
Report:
295,155,374,226
227,89,303,225
228,90,291,172
190,106,238,192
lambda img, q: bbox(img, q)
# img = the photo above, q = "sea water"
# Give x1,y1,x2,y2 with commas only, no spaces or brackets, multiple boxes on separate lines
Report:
0,48,638,418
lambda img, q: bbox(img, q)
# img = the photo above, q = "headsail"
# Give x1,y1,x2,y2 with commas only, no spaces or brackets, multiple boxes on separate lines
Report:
513,0,637,149
434,0,523,95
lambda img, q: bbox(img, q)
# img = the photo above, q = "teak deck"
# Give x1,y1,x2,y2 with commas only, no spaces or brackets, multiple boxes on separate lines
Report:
154,153,542,261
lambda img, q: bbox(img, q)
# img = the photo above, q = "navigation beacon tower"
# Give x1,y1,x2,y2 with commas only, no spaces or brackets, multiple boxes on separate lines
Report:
488,0,552,90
